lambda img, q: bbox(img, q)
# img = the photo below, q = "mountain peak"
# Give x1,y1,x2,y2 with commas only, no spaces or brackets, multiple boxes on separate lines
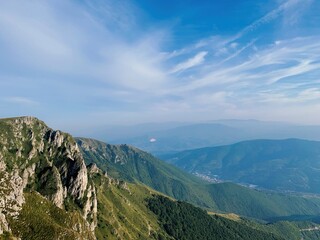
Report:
0,117,96,238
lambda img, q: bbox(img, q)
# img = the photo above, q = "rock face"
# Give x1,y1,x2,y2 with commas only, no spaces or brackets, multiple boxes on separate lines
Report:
0,117,96,238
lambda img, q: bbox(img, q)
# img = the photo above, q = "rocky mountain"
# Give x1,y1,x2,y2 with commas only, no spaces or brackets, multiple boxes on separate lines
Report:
162,138,320,194
0,116,96,239
1,117,320,240
0,117,176,239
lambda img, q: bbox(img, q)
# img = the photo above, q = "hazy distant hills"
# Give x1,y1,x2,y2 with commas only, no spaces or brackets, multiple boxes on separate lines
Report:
77,138,320,221
112,123,242,154
162,138,320,194
97,120,320,154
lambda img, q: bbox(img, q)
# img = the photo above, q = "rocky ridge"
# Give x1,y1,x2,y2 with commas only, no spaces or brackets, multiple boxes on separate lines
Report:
0,117,97,238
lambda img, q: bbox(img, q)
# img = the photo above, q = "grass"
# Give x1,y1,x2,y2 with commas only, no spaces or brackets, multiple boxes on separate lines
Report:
92,172,171,240
8,192,94,240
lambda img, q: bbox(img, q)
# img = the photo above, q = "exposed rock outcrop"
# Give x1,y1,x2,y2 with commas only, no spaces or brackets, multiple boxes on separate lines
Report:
0,117,96,238
0,170,25,235
83,183,98,231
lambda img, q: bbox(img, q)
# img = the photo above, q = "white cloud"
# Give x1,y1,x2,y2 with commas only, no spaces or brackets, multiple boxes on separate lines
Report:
258,88,320,104
230,42,239,49
214,47,229,57
0,0,169,92
281,0,314,26
218,39,257,65
0,0,319,126
233,0,307,40
166,0,311,61
177,37,320,91
169,51,208,74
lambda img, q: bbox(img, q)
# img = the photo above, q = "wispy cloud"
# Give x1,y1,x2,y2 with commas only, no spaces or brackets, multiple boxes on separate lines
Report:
217,39,257,65
169,51,208,74
186,37,320,89
0,0,319,126
0,0,169,92
233,0,305,40
166,0,310,62
258,88,320,104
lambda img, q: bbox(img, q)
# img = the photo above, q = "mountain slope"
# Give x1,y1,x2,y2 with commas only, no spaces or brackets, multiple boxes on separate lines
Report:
147,195,284,240
76,137,217,209
0,117,173,239
77,137,320,221
0,116,292,240
0,117,96,239
163,139,320,193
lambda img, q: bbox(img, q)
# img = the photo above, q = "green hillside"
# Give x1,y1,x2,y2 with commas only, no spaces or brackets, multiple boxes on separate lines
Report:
76,138,217,209
77,137,320,221
147,195,283,240
205,182,320,220
163,139,320,193
0,116,297,240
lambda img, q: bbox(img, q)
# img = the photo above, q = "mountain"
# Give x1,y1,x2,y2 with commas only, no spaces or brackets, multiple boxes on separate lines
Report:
76,137,213,208
101,120,320,154
0,117,96,239
77,137,320,221
162,138,320,194
0,116,293,240
0,117,174,239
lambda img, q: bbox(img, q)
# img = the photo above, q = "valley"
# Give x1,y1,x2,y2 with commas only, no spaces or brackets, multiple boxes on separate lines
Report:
1,117,320,239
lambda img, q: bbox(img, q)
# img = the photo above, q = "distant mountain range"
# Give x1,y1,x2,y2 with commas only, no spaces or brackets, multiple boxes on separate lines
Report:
93,119,320,154
162,138,320,194
1,117,320,239
77,137,320,221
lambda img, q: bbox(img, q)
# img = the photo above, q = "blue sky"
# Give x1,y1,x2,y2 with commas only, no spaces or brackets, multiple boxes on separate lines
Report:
1,0,320,133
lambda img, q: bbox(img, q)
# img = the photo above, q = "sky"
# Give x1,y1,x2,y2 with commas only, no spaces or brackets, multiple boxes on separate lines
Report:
1,0,320,133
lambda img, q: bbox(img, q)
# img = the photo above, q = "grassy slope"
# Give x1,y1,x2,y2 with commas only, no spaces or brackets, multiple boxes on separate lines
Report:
5,184,319,240
91,172,172,240
77,138,217,209
8,192,94,240
92,170,292,240
77,138,320,221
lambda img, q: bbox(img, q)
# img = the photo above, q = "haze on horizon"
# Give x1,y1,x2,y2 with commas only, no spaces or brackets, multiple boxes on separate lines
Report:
1,0,320,134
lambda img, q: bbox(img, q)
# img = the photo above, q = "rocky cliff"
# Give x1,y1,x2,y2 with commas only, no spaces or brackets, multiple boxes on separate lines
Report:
0,117,171,240
0,117,97,239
